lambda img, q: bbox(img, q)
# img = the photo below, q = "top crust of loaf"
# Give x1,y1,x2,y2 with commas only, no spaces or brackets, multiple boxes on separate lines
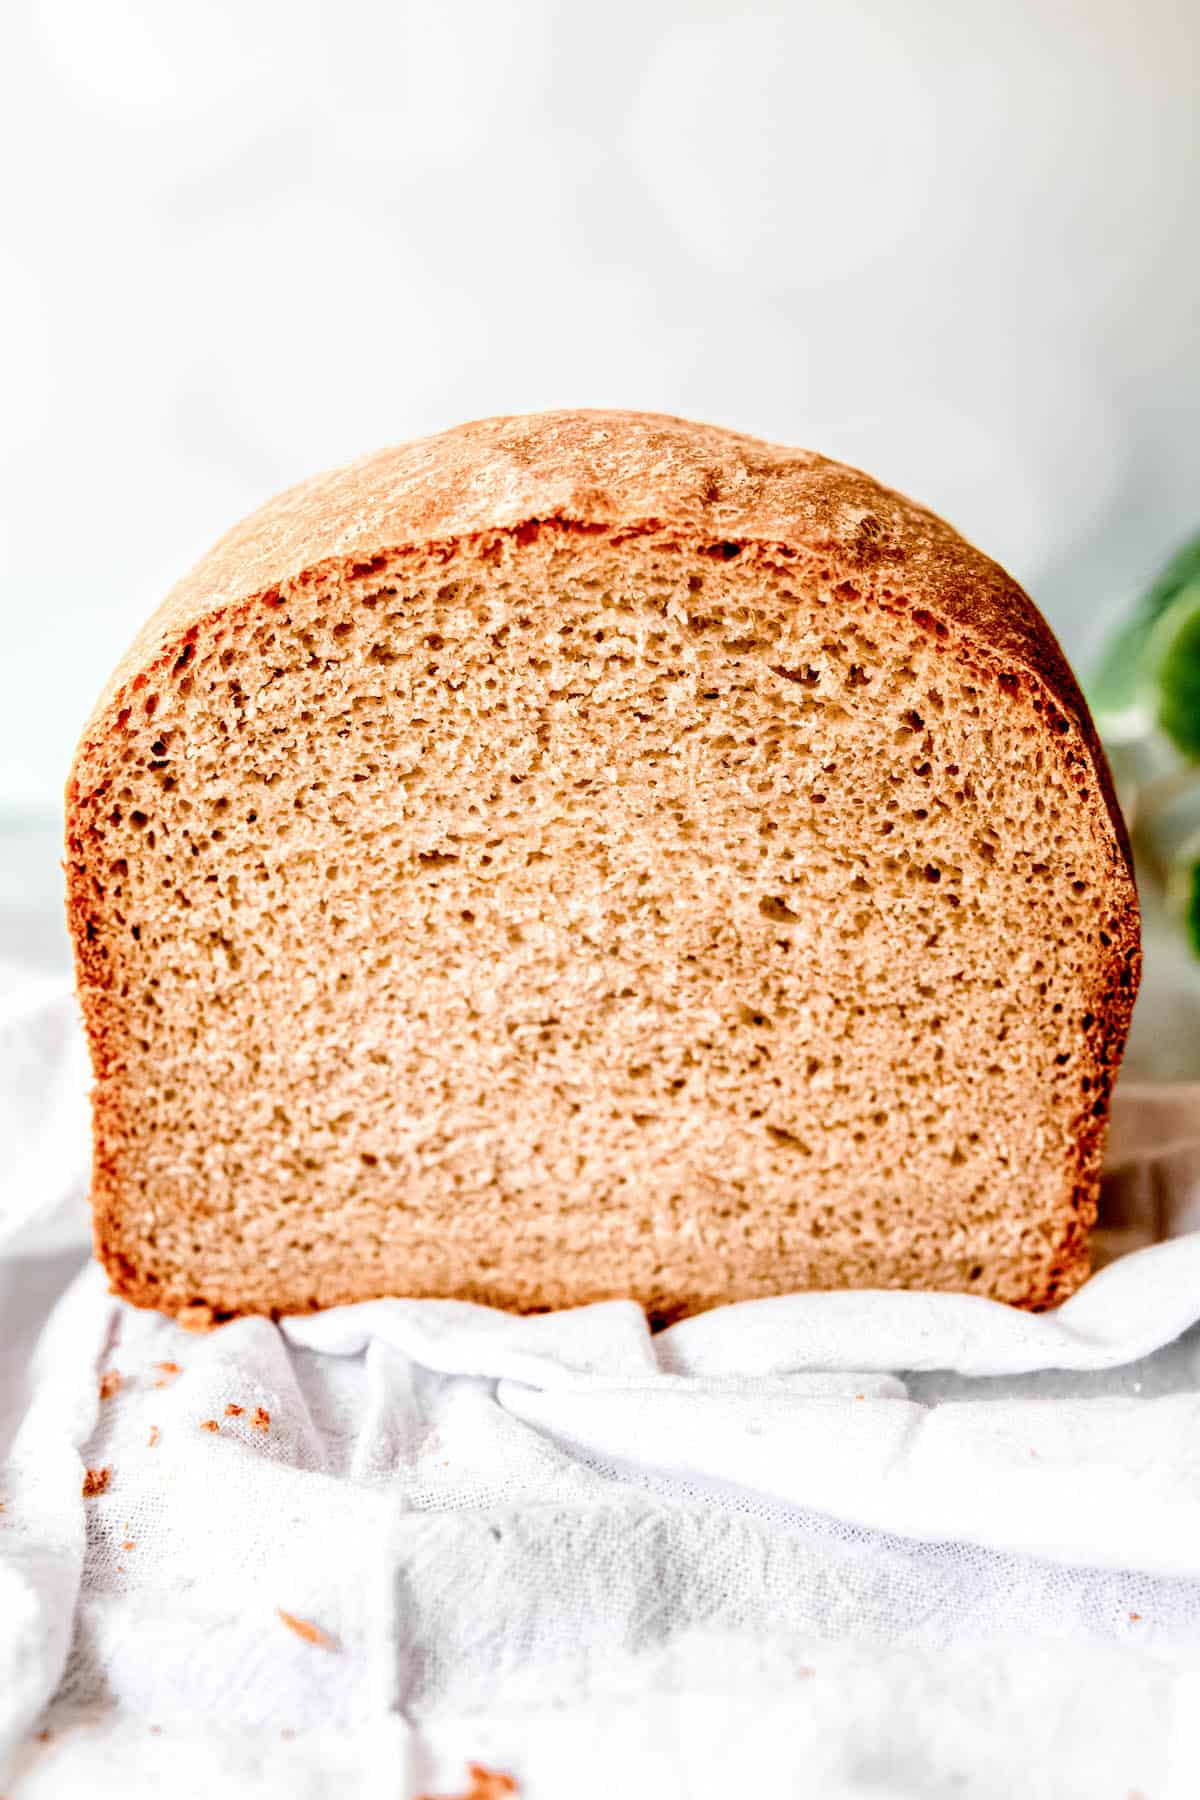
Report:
70,409,1130,883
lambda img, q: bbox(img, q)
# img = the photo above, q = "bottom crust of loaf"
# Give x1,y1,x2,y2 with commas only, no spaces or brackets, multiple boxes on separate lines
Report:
94,1218,1092,1329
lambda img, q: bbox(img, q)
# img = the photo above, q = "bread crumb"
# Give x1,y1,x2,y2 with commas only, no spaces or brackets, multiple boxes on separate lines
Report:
178,1304,216,1334
199,1419,219,1433
225,1402,244,1417
82,1467,111,1498
37,1729,51,1743
123,1540,135,1551
252,1407,270,1432
1130,1611,1142,1622
153,1361,181,1389
416,1764,519,1800
98,1370,123,1401
276,1608,338,1650
147,1425,160,1447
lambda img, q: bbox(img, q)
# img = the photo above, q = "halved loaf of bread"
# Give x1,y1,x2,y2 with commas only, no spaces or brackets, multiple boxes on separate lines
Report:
67,410,1140,1320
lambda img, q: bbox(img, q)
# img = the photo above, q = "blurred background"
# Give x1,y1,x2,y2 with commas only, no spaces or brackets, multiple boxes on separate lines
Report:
2,0,1199,1031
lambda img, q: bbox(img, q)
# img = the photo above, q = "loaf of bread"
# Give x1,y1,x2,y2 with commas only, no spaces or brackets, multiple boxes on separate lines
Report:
66,410,1140,1321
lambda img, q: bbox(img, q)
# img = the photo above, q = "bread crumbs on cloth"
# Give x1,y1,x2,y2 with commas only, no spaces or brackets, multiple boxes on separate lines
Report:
225,1402,244,1417
199,1419,220,1433
417,1763,519,1800
252,1407,270,1432
82,1467,110,1498
98,1370,123,1401
276,1609,338,1651
178,1304,216,1334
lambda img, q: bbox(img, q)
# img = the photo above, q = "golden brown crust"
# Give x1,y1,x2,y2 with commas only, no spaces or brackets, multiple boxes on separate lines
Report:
66,410,1140,1316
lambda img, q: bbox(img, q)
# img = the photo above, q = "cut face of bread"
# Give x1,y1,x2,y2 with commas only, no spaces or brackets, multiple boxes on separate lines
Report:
67,411,1139,1320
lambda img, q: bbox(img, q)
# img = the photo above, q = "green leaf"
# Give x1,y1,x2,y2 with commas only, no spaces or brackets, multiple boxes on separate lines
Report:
1186,861,1200,958
1148,580,1200,761
1091,531,1200,744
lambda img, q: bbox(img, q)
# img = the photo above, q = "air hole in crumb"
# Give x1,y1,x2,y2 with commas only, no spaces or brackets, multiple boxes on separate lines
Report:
767,1125,811,1153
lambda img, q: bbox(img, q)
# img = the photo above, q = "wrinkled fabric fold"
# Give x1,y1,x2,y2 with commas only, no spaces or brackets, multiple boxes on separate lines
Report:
5,1258,1200,1797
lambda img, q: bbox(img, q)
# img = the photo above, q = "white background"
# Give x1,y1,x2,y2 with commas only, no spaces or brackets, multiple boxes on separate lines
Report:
1,0,1198,817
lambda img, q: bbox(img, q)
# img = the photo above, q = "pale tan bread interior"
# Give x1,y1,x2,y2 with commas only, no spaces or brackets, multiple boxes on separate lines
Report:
67,415,1139,1320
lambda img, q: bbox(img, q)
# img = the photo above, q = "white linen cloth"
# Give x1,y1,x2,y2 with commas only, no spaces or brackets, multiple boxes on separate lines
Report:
6,965,1200,1798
